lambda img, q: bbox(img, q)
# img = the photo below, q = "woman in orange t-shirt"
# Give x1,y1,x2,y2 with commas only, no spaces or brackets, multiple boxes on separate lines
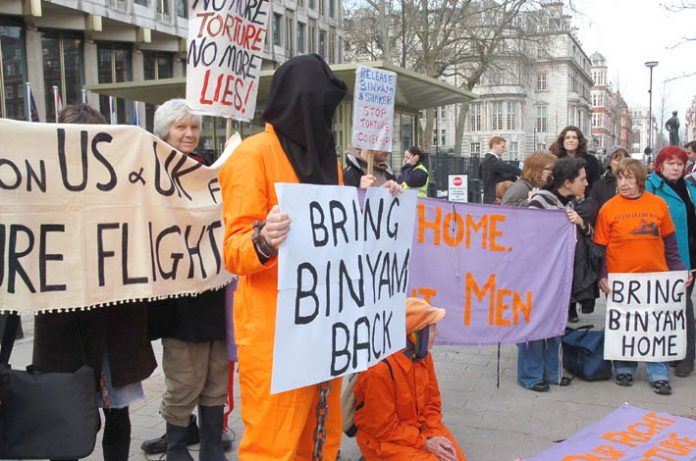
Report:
594,159,689,395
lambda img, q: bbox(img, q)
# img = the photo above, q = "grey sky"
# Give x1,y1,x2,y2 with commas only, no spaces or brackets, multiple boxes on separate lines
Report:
573,0,695,137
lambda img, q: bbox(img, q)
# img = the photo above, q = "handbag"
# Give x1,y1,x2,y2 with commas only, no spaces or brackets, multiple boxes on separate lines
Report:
562,324,612,381
0,313,100,460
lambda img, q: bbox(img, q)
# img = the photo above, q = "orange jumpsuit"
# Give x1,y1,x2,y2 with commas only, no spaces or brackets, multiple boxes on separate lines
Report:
354,353,467,461
218,124,342,460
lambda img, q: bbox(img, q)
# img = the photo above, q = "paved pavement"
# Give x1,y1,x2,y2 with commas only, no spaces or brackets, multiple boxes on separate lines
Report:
8,298,696,461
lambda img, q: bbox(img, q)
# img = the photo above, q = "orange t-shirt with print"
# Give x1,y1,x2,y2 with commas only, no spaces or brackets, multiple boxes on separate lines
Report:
594,192,675,273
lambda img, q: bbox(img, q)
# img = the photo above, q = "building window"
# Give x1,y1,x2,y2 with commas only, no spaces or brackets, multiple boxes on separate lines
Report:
42,32,83,123
144,52,174,131
440,107,445,118
97,43,133,124
319,0,325,15
329,0,335,17
490,101,503,130
471,142,481,156
157,0,170,15
0,19,28,120
176,0,187,18
309,0,315,9
536,72,547,91
297,23,306,54
441,129,446,146
329,31,336,63
592,113,599,128
470,103,482,131
509,141,519,160
432,129,437,146
591,94,599,107
319,30,327,58
308,21,316,53
286,15,294,55
506,101,517,130
536,106,547,132
273,14,282,46
135,0,148,5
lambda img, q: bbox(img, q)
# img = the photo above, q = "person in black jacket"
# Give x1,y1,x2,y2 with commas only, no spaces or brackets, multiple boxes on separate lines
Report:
589,145,629,209
343,146,396,188
554,126,603,195
32,104,157,461
481,136,521,204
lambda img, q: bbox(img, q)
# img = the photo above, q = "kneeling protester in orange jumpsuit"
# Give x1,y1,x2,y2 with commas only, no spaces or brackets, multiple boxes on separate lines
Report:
354,298,467,461
218,54,348,460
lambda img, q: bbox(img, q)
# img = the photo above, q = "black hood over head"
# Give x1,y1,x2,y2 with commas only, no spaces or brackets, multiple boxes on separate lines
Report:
262,54,347,185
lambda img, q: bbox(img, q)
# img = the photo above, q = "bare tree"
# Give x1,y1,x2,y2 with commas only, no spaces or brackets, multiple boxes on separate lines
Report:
344,0,560,153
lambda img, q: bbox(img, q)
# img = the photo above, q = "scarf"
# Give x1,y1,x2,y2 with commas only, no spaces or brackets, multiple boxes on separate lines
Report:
262,54,347,185
403,327,430,362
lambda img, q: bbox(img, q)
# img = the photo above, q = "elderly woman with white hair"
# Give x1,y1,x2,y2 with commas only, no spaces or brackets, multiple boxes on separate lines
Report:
145,99,229,461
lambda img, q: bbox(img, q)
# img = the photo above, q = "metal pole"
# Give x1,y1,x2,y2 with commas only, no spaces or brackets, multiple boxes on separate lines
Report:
648,67,653,152
645,61,658,156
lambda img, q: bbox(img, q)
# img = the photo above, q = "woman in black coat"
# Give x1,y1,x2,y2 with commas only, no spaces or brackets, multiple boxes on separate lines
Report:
555,126,603,195
32,104,157,461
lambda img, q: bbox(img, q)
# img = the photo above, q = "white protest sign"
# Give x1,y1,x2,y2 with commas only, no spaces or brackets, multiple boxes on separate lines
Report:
448,174,468,202
186,0,270,121
351,65,397,152
271,185,417,394
0,119,236,313
604,271,687,361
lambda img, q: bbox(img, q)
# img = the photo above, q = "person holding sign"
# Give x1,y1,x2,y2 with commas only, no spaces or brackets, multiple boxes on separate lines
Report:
398,146,430,197
646,146,696,378
32,104,157,461
595,158,689,395
218,54,348,460
343,146,397,188
146,99,229,461
518,157,592,392
353,298,466,461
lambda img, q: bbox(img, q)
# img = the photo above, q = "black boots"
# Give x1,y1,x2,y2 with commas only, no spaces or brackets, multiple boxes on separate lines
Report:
166,423,195,461
141,414,200,455
198,406,227,461
102,407,131,461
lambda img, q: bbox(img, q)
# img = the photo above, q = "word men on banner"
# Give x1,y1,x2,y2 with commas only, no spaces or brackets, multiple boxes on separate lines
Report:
186,0,270,120
604,271,687,361
528,404,696,461
271,185,417,394
0,119,235,314
408,199,575,345
351,65,397,152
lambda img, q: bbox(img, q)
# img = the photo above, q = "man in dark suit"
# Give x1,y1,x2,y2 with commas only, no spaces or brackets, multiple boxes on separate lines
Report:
481,136,521,204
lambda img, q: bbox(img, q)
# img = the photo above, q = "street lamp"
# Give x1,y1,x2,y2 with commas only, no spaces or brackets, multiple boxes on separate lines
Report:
645,60,658,158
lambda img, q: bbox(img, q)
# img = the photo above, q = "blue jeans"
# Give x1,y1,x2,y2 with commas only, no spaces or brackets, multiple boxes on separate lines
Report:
517,337,562,388
614,361,670,383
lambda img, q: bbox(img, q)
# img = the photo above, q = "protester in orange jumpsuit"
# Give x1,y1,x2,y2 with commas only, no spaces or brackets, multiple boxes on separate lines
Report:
354,298,467,461
218,54,348,460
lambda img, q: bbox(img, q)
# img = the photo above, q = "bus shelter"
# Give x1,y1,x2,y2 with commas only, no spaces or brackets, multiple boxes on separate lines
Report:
85,61,476,194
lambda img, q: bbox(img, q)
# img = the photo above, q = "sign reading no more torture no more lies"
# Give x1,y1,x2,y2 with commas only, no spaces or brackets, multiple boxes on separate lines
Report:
186,0,270,121
271,185,417,394
604,271,687,361
0,120,235,313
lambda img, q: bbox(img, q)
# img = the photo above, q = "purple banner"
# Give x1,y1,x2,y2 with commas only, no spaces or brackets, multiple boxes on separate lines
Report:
527,404,696,461
409,199,574,345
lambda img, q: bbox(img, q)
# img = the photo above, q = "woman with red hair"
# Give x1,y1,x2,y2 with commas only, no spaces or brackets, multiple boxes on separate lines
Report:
646,146,696,377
